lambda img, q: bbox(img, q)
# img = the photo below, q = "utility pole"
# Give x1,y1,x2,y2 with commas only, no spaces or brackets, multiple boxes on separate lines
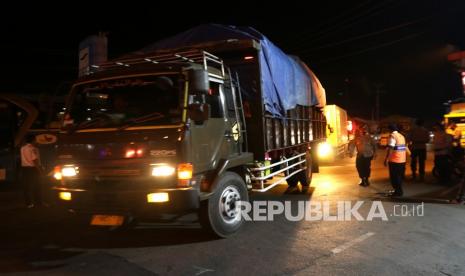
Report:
374,83,384,122
345,77,350,111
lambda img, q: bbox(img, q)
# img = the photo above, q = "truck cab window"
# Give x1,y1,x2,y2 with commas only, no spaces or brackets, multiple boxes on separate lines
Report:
222,85,237,119
68,75,182,129
206,82,223,118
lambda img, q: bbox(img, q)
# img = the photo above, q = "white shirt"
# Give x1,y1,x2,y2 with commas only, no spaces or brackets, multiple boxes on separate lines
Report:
388,131,398,148
20,143,40,167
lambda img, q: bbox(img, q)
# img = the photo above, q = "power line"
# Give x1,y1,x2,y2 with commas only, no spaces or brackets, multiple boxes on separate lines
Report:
313,31,427,64
310,0,399,42
287,0,400,51
298,16,431,54
288,0,373,42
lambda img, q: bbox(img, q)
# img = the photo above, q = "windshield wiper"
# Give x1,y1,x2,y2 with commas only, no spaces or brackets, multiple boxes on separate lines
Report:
67,113,112,133
117,112,165,130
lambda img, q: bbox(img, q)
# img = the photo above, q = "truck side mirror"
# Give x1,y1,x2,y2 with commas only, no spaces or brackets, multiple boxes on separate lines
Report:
188,103,209,124
188,69,209,94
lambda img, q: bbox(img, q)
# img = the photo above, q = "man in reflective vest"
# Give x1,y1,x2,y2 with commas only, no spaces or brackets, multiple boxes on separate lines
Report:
384,123,407,196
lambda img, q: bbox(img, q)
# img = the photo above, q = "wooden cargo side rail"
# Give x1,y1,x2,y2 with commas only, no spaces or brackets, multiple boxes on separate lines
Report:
263,106,326,152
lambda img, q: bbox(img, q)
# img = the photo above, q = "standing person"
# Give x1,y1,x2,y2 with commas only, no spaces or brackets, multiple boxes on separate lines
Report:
384,124,407,197
433,123,453,185
349,125,377,187
452,157,465,204
20,134,44,208
446,122,461,146
408,119,430,181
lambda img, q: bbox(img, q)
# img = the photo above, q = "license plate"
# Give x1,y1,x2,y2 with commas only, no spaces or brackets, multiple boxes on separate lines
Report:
90,215,124,226
0,169,5,180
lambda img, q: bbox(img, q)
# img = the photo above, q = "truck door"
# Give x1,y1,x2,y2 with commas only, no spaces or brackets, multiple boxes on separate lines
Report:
0,95,38,183
189,80,230,172
0,100,16,182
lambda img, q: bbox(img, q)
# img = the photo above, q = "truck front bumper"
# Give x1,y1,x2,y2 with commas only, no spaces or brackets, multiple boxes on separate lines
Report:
51,187,199,220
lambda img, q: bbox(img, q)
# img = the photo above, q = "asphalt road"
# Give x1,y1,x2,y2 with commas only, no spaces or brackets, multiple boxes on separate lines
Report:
1,152,464,275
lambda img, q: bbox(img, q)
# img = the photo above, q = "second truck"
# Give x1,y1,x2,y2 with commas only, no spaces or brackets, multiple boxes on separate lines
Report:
49,24,327,237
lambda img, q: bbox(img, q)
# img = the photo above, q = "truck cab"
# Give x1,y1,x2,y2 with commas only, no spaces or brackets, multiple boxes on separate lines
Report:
52,52,254,236
444,103,465,147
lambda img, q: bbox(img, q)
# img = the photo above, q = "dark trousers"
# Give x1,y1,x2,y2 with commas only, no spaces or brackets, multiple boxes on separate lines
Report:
356,156,372,178
457,179,465,201
389,162,405,195
20,167,42,206
434,155,450,184
456,161,465,201
410,148,426,177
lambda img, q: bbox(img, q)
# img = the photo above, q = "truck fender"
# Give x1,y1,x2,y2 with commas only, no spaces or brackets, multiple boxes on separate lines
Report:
200,159,229,194
199,153,253,198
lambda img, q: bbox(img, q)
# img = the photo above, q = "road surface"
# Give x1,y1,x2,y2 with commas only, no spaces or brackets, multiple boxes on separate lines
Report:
1,151,464,275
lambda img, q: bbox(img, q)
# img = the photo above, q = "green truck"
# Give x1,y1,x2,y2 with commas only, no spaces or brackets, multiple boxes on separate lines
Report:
50,25,326,237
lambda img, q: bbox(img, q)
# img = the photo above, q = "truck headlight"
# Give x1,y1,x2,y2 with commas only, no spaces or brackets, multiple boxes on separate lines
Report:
318,142,333,158
62,166,78,177
54,165,79,180
151,164,175,177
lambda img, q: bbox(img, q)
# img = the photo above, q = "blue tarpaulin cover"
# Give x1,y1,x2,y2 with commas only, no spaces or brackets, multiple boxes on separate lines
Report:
138,24,325,117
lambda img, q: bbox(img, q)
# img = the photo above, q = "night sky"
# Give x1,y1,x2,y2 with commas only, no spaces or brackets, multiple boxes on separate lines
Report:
2,0,465,121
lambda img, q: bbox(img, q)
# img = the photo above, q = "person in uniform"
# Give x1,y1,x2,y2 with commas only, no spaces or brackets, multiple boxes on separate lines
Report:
433,123,453,185
407,119,430,181
349,125,377,187
384,124,407,197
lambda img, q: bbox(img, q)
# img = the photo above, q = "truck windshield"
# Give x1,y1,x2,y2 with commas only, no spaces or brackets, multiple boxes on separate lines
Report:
67,75,183,129
447,116,465,124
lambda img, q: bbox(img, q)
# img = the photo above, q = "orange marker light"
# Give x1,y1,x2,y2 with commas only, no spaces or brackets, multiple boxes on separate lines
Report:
177,163,193,180
53,166,62,180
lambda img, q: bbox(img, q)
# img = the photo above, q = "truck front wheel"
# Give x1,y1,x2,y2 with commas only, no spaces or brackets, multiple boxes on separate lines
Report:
199,172,248,238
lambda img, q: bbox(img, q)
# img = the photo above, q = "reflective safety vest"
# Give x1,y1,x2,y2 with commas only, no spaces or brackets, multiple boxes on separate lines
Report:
389,131,407,163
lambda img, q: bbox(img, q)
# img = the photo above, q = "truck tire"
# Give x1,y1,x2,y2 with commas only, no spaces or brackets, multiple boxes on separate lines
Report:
298,151,313,187
283,154,298,187
286,174,299,187
199,172,248,238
